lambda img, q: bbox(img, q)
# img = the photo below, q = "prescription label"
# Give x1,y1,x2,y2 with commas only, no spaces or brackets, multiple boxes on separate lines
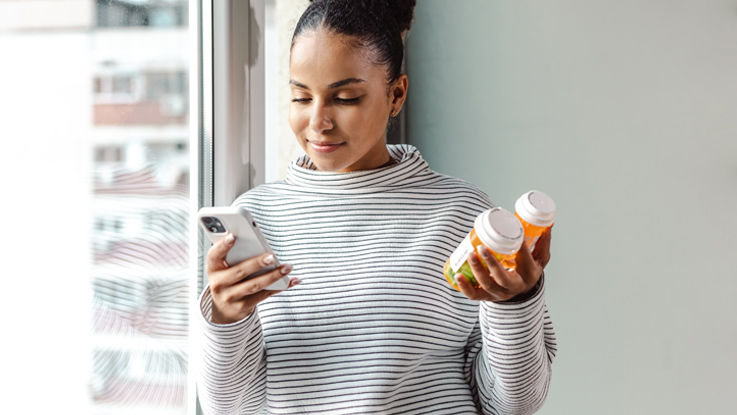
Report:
449,234,474,273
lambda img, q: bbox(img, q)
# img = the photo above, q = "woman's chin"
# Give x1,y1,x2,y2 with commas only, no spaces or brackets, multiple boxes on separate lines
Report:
311,160,347,172
306,147,350,171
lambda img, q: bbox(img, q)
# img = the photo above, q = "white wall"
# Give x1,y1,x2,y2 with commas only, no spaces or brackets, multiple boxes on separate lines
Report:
407,1,737,414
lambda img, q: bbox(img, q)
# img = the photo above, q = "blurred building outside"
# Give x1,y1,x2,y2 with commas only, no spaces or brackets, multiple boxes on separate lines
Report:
2,1,191,413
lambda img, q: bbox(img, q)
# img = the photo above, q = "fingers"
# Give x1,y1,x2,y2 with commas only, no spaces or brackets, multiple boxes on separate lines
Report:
466,250,508,295
206,232,236,273
209,266,300,324
224,252,279,286
226,264,296,300
456,274,484,300
243,287,282,309
515,241,541,286
532,228,552,268
473,246,526,293
242,275,301,306
457,273,499,301
459,239,550,303
209,252,280,294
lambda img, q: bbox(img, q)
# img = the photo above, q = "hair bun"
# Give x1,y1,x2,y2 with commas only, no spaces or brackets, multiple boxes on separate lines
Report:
295,0,416,81
309,0,416,34
387,0,416,34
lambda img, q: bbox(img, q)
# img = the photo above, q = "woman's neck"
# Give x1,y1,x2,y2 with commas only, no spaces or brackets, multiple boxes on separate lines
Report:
376,156,396,169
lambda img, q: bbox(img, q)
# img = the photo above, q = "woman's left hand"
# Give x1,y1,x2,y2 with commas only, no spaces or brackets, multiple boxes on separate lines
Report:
456,228,552,302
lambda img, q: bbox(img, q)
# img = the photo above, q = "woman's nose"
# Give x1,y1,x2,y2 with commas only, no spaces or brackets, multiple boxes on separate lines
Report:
309,104,334,133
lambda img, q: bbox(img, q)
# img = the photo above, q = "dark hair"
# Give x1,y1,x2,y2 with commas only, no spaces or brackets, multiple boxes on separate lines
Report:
291,0,416,84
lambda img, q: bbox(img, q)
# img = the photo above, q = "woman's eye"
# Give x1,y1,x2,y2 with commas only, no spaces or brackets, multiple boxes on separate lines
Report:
291,97,360,104
335,97,360,104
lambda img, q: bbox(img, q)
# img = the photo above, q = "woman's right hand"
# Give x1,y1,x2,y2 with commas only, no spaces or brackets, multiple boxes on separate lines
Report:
206,233,300,324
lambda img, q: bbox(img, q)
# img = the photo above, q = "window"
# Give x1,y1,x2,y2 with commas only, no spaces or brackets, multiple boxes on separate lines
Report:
90,0,191,411
145,71,187,100
94,74,139,102
1,0,303,413
96,0,187,28
94,145,124,163
1,0,193,413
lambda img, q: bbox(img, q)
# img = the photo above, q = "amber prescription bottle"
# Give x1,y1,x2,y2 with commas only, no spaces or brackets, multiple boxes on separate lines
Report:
443,207,524,291
514,190,556,251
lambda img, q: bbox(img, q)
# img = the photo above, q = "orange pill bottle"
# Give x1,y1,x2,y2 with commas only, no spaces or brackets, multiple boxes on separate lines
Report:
443,207,524,291
514,190,556,251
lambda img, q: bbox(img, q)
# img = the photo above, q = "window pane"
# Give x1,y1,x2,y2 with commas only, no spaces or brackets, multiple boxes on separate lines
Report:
91,0,190,412
96,0,186,28
0,0,191,413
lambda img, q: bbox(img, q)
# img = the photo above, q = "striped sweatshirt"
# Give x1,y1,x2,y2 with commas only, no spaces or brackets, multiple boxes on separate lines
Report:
198,144,557,415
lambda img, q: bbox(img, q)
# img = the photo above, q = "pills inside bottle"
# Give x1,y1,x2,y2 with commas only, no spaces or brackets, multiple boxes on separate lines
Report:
443,207,524,291
514,190,556,251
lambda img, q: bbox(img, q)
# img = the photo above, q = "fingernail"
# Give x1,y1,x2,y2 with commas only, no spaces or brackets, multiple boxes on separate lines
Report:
225,233,235,244
290,278,302,286
263,254,275,265
476,245,486,257
280,264,292,275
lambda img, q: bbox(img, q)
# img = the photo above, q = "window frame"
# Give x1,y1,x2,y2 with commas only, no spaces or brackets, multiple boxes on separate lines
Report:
188,1,266,414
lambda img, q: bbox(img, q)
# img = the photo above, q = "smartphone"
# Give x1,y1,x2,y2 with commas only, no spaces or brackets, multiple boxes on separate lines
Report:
198,206,289,291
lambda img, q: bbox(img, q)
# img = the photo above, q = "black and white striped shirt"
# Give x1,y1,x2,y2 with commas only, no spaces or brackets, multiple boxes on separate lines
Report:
198,144,557,415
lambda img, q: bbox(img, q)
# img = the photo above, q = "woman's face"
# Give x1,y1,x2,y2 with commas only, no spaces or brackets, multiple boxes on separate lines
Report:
289,28,407,172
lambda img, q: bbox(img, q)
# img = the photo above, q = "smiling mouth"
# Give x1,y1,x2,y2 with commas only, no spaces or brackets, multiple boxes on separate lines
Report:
308,140,345,153
308,140,344,146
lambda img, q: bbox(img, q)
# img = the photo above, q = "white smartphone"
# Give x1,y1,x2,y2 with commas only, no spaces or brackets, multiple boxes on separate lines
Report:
198,206,289,291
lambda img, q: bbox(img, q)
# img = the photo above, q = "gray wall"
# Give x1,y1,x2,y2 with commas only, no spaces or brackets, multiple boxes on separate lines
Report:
406,1,737,414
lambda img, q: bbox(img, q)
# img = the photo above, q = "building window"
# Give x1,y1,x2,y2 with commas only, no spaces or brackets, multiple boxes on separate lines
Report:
96,0,187,28
94,145,124,163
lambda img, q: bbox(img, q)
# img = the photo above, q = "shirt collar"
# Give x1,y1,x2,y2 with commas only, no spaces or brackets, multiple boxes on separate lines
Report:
284,144,431,191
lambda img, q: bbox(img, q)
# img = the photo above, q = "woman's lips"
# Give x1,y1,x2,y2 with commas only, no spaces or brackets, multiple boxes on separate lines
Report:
309,141,345,153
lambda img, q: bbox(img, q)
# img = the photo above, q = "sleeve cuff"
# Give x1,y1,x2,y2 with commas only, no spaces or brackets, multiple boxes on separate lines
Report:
482,271,547,312
499,271,545,304
198,286,260,334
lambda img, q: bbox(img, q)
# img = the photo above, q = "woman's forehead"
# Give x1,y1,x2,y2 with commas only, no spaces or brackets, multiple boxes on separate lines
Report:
290,30,385,89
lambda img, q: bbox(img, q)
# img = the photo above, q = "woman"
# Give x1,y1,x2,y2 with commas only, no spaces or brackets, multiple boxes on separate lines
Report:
198,1,556,414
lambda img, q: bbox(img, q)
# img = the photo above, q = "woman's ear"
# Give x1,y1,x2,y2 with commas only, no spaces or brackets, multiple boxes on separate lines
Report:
390,74,409,109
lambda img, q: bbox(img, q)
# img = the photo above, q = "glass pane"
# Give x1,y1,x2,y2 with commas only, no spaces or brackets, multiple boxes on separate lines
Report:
0,1,191,413
91,0,190,412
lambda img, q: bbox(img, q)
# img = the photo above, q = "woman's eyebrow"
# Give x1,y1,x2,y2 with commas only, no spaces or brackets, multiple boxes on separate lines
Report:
289,78,366,90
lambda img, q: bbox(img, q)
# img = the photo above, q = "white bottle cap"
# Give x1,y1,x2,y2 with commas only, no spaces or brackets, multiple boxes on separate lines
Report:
515,190,556,228
474,207,524,255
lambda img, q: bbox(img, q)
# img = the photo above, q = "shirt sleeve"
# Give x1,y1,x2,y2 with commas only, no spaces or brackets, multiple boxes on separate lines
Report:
463,274,557,415
197,286,267,415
